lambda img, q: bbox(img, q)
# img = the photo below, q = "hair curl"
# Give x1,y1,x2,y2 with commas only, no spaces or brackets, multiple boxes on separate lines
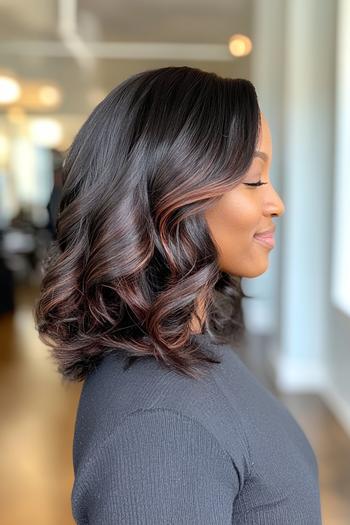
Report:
33,65,261,382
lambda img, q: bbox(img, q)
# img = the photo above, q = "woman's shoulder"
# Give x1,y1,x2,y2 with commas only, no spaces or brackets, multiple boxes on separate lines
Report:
74,336,232,433
72,335,253,473
77,333,230,416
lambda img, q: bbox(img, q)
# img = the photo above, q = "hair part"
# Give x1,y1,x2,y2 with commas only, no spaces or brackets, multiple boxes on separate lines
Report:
33,65,260,382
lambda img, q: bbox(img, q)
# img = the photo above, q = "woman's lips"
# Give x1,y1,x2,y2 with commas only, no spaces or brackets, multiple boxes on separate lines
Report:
253,233,275,249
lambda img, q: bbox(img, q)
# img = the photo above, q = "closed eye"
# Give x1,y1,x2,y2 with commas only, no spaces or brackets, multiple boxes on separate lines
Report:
244,181,268,187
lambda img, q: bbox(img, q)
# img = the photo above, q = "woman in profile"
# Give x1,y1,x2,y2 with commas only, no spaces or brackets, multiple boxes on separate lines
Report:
34,66,323,524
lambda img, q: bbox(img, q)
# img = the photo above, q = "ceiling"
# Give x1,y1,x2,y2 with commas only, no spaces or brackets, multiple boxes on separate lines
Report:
0,0,253,116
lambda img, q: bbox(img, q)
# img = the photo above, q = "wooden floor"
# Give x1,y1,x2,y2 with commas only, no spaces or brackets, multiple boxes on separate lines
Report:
280,392,350,524
0,283,349,524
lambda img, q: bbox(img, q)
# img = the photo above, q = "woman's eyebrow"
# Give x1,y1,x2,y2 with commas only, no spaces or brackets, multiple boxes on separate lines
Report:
253,150,269,163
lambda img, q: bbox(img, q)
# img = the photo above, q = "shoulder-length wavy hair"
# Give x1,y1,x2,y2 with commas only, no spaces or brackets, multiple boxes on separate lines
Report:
33,65,261,382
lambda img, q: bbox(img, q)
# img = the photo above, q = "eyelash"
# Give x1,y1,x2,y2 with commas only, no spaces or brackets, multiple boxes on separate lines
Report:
244,181,268,187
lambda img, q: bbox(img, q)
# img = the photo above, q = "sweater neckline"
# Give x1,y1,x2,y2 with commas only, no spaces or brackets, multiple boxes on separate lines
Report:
191,331,216,346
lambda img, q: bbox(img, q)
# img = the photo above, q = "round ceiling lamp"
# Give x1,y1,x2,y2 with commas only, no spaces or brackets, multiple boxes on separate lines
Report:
0,71,22,104
228,34,253,57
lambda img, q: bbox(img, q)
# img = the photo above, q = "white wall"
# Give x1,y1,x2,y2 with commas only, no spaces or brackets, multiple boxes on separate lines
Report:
331,0,350,318
249,0,340,390
324,0,350,435
276,0,337,391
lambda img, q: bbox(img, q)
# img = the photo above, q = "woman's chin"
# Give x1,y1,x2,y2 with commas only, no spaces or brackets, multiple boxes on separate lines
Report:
241,260,270,278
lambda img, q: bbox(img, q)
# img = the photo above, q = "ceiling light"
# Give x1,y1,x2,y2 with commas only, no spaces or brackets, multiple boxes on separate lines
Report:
0,74,21,104
228,34,253,58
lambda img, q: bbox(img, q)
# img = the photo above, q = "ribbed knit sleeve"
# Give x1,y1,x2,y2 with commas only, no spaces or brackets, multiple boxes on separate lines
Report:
72,407,240,524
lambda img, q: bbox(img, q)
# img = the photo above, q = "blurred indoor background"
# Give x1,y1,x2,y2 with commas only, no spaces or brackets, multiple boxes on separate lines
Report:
0,0,349,523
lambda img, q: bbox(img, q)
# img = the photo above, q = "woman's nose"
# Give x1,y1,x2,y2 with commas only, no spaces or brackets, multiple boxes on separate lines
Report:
265,185,286,217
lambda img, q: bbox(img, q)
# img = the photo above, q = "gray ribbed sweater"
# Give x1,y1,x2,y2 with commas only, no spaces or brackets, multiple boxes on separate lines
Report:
71,332,323,524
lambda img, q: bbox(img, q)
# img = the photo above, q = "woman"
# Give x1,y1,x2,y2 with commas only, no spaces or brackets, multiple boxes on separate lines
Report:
34,66,323,524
